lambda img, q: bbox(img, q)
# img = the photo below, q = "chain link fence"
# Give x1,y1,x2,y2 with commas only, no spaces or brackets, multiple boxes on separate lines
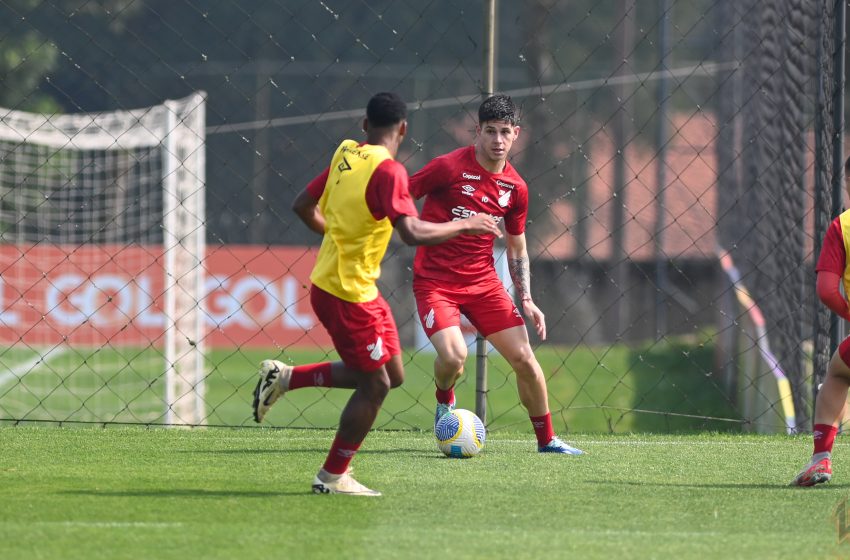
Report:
0,0,845,434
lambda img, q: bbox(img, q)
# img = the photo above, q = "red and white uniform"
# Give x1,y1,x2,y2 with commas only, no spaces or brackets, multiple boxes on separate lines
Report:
410,146,528,337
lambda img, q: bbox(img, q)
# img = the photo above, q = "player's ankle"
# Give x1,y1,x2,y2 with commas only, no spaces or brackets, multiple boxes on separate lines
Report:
812,451,832,462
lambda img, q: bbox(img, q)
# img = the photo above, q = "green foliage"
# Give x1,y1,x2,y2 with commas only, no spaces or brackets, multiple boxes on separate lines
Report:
0,427,843,560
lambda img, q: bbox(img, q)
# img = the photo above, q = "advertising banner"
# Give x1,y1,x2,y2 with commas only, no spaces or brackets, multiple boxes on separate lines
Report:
0,244,330,348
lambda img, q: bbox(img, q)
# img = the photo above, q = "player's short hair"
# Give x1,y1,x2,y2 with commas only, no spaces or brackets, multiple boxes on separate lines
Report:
478,94,518,125
366,92,407,128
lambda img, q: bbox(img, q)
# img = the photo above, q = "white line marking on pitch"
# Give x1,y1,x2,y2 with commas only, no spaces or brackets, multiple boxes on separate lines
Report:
42,522,184,529
0,347,70,391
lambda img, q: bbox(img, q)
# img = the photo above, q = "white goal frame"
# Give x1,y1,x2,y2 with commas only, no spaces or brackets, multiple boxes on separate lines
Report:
0,92,207,425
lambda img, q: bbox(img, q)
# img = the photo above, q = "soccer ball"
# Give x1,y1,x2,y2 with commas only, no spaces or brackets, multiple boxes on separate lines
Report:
435,408,486,458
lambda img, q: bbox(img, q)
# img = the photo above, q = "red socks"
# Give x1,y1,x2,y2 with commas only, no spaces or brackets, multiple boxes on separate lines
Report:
530,413,555,447
322,434,362,475
288,362,333,390
813,423,838,455
436,384,455,405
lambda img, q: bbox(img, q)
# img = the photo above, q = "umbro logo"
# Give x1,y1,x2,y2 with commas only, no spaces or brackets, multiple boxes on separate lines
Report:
337,156,352,174
461,184,475,196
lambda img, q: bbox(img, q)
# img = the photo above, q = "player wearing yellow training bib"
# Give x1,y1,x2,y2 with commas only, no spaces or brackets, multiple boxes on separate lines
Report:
791,156,850,487
251,92,502,496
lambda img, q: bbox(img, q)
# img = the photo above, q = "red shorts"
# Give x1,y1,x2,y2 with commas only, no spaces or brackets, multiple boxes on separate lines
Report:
413,274,524,338
310,285,400,371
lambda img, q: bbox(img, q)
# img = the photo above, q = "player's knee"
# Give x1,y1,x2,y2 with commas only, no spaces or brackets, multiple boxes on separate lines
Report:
361,372,392,400
507,346,538,375
385,360,405,388
438,352,466,374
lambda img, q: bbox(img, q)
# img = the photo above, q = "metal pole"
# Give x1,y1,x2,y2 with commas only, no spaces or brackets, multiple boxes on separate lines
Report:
654,0,671,340
476,0,497,424
830,0,846,345
824,0,847,400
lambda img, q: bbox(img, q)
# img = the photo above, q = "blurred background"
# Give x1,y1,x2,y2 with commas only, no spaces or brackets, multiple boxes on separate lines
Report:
0,0,846,435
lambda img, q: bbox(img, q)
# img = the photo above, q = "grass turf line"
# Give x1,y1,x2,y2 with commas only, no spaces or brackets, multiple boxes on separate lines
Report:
0,427,847,559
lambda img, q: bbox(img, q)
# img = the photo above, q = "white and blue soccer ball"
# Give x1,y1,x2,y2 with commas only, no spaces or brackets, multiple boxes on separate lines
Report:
435,408,486,458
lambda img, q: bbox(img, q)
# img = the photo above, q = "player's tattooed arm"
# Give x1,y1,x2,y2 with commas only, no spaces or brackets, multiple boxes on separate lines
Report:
508,256,532,303
506,232,546,339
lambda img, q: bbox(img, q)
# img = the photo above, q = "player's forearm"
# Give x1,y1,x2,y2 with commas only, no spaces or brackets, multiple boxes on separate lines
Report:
291,190,325,234
508,255,532,302
396,216,466,246
817,271,850,322
296,207,325,234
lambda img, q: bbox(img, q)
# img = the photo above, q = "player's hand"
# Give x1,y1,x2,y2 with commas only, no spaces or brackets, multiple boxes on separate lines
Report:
463,213,503,238
521,298,546,341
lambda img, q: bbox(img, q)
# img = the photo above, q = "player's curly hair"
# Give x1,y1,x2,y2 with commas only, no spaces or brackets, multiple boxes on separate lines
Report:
478,94,518,125
367,92,407,128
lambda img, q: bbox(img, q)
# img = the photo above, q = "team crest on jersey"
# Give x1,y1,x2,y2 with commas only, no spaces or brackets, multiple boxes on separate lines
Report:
424,308,435,329
367,337,384,361
498,190,511,207
461,184,475,196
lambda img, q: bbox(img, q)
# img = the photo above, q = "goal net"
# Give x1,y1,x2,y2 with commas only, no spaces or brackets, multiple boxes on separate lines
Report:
0,93,207,426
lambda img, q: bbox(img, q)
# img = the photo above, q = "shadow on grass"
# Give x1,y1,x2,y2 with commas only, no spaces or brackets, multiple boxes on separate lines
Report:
175,448,438,457
586,479,850,490
60,488,312,498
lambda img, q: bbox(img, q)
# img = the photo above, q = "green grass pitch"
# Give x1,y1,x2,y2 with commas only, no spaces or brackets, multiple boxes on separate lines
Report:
0,337,741,433
0,427,847,559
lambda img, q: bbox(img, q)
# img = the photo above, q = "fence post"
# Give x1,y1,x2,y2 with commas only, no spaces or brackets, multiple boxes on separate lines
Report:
476,0,498,424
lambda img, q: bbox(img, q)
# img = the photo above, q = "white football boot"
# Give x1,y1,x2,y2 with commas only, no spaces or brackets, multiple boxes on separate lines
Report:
252,359,292,423
312,469,382,497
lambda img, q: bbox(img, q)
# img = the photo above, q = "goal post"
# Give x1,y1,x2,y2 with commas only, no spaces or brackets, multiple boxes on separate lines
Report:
162,96,207,426
0,92,207,426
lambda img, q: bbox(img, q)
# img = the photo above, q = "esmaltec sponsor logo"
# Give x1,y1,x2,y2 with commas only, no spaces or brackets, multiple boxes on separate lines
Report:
450,205,503,224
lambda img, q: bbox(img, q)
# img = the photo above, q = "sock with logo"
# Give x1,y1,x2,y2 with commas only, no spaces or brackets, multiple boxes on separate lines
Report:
530,413,556,447
322,434,362,475
435,384,455,405
288,362,333,390
813,423,838,455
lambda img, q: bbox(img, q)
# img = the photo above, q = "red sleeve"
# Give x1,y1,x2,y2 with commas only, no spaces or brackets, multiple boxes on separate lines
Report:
817,271,850,321
409,156,447,199
365,159,418,224
305,167,330,199
816,218,846,275
504,183,528,235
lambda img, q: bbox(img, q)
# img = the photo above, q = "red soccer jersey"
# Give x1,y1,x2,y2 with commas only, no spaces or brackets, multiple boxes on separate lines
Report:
816,217,845,275
305,158,418,225
410,145,529,283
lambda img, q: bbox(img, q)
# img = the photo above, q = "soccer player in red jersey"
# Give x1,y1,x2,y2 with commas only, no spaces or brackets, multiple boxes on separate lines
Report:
791,156,850,486
252,92,501,496
410,94,582,455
